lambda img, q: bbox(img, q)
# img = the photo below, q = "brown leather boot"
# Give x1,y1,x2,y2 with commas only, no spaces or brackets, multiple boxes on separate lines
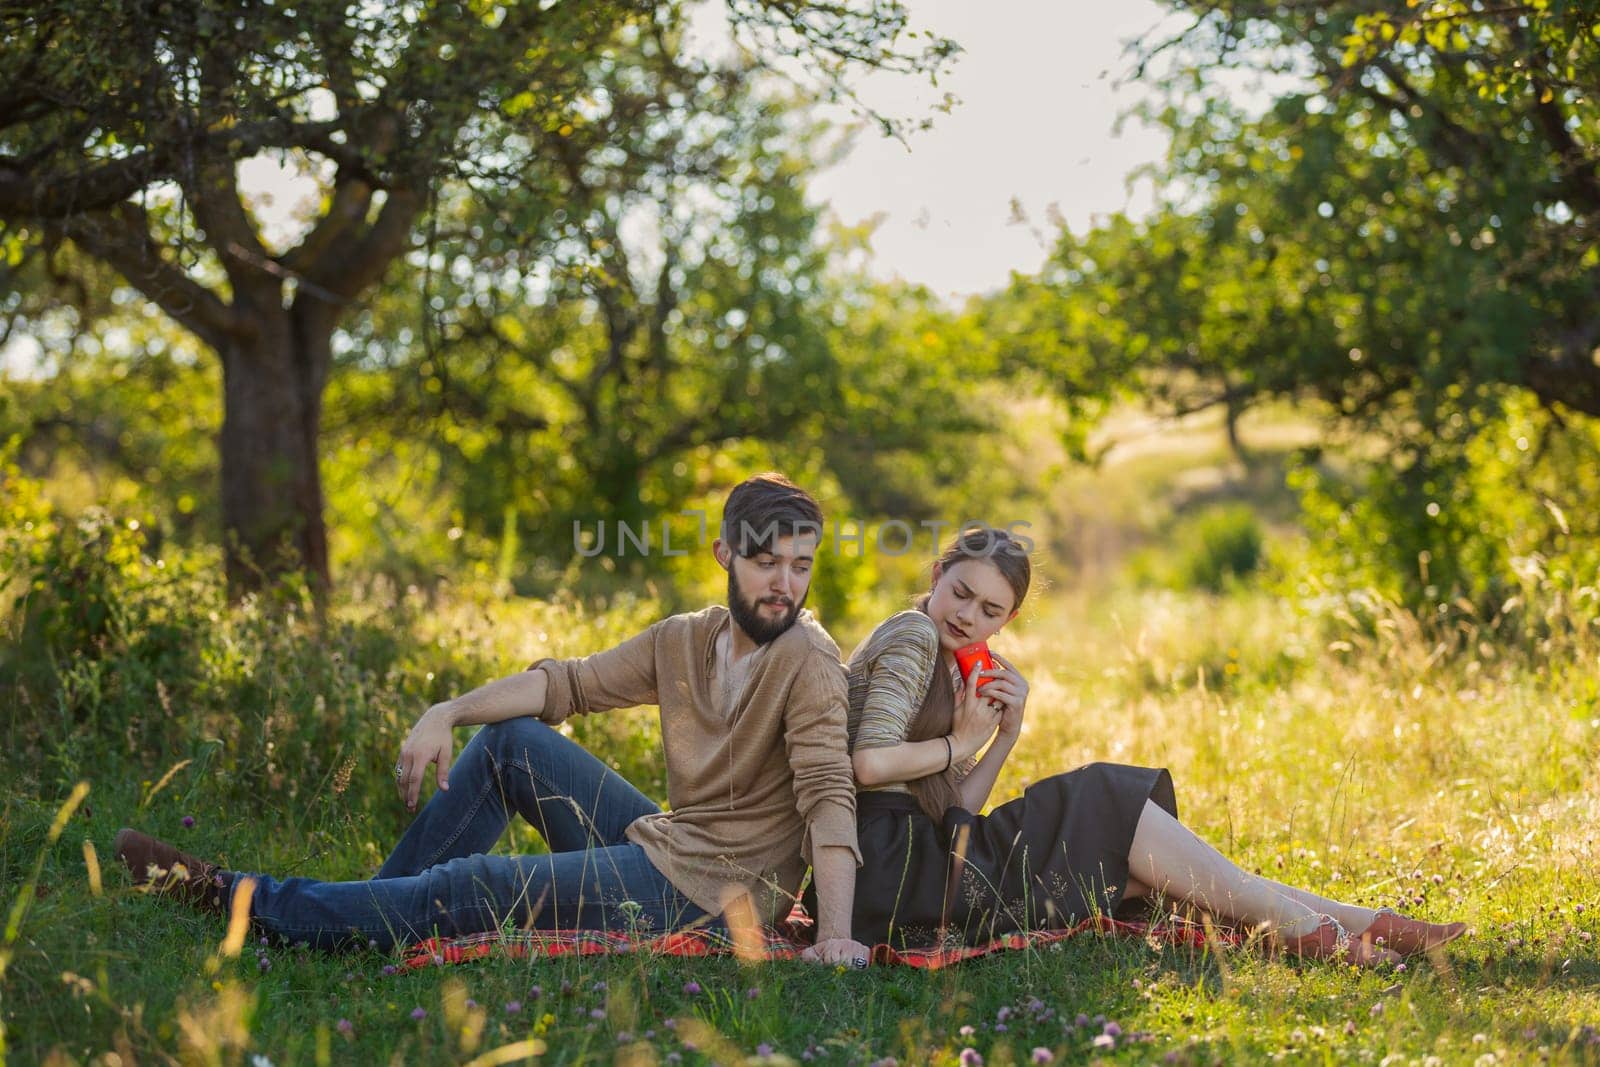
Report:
113,828,230,916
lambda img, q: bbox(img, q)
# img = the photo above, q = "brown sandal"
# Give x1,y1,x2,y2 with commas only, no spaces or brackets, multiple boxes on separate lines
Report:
1354,907,1467,957
1273,913,1401,967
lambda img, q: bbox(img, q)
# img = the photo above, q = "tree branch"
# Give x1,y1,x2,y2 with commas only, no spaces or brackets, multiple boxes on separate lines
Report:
299,185,422,306
57,202,238,351
0,150,169,216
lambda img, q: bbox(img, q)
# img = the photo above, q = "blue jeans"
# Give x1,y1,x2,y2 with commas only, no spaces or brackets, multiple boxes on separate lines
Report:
241,718,715,951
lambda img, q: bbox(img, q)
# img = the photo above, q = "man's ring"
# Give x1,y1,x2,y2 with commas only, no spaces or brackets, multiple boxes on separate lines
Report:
393,762,404,780
851,956,868,969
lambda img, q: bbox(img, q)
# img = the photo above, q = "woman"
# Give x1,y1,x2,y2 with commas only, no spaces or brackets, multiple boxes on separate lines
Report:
839,526,1465,964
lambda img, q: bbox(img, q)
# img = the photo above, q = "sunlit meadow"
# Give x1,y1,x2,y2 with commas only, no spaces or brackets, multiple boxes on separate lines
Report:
4,417,1600,1065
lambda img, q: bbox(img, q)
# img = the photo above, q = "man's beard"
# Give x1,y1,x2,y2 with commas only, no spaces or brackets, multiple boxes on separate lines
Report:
727,567,806,645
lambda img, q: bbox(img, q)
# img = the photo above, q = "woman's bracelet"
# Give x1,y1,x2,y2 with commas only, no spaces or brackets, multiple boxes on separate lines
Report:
942,734,953,772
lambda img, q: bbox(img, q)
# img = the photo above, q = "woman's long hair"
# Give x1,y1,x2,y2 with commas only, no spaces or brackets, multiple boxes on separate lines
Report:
903,526,1032,821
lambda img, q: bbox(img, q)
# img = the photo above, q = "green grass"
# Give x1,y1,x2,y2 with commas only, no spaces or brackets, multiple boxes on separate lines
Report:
5,407,1600,1065
5,576,1600,1066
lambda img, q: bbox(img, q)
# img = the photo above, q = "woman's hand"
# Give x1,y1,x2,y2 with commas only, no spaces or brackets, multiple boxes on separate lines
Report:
983,653,1030,740
949,663,1002,761
396,701,458,812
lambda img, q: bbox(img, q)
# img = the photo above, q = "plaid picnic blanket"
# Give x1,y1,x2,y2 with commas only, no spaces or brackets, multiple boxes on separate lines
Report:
401,914,1239,971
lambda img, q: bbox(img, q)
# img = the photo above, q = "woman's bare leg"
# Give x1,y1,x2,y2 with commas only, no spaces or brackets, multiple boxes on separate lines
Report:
1126,801,1322,934
1256,878,1379,933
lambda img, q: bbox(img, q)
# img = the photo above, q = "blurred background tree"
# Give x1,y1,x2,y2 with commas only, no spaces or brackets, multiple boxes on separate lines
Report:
986,0,1600,609
0,0,955,594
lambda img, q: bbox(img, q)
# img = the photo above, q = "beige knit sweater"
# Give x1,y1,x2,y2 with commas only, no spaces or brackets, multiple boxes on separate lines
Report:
532,605,859,922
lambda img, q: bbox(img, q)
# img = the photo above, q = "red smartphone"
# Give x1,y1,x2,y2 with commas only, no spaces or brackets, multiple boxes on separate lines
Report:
953,641,996,690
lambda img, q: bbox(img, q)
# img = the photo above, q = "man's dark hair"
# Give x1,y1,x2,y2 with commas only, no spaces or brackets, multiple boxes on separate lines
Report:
720,473,824,558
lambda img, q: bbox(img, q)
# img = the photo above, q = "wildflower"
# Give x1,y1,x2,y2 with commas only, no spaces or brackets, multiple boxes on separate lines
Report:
996,1023,1008,1033
959,1050,984,1067
666,1055,682,1066
757,1043,774,1057
381,964,397,976
182,816,195,829
682,980,702,995
1091,1035,1115,1051
465,999,478,1010
505,1001,522,1014
1290,1029,1306,1043
528,985,542,999
410,1007,427,1021
1032,1050,1055,1065
1103,1022,1123,1039
617,1031,633,1043
590,1008,607,1020
336,1019,353,1036
747,986,760,999
1074,1013,1091,1028
664,1018,678,1031
959,1025,976,1037
997,1007,1012,1023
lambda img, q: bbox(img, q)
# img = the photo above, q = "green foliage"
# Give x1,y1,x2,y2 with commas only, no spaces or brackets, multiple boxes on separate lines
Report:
988,0,1600,609
1125,504,1265,594
1288,390,1600,649
1174,505,1264,592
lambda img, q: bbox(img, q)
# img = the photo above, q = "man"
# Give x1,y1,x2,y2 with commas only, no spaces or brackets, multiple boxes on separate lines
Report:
115,473,869,964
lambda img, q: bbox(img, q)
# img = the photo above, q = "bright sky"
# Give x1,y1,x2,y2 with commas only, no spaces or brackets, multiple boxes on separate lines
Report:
799,0,1178,299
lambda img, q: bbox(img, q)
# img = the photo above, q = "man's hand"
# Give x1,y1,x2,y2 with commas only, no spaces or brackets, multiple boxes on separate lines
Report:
396,701,458,812
800,936,872,967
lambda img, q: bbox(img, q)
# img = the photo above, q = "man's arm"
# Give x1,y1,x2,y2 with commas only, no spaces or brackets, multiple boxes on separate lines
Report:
804,844,868,964
394,668,552,810
395,621,663,811
781,648,870,964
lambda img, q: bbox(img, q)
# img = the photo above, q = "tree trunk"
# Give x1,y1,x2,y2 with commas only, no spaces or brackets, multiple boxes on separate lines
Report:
217,304,333,595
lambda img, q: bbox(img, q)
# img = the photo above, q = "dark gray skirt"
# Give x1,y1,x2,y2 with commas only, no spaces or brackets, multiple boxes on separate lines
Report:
849,762,1178,949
